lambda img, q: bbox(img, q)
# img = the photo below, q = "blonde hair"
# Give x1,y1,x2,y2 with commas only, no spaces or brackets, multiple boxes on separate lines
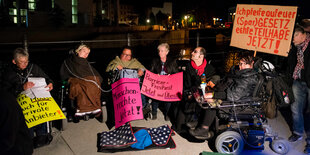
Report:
75,44,90,54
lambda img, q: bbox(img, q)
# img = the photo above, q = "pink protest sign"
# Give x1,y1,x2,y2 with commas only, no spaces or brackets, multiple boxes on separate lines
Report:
141,70,183,101
111,78,143,128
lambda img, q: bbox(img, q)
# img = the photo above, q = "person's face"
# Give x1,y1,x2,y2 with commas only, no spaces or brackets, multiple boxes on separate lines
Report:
239,59,252,70
120,49,132,62
158,46,169,59
293,31,306,46
191,48,203,61
13,56,29,70
77,47,90,58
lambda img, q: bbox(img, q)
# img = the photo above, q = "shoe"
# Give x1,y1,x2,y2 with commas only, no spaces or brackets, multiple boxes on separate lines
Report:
305,144,310,154
95,113,103,123
189,127,211,140
186,121,198,129
164,115,170,121
288,133,303,142
152,113,157,120
33,134,52,148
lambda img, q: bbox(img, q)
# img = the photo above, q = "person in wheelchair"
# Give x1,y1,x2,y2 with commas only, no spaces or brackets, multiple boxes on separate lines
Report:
189,53,258,140
106,46,145,82
106,46,147,107
60,44,103,121
175,47,220,132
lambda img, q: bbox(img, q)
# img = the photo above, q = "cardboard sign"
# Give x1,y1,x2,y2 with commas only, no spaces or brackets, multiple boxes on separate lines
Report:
17,94,66,128
230,4,297,57
111,78,143,128
141,70,183,101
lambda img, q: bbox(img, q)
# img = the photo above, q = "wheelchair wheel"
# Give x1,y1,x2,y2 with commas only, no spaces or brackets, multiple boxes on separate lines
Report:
270,138,289,155
215,131,244,154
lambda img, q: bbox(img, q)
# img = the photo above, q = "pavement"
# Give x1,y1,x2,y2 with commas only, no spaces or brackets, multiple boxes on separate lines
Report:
33,107,308,155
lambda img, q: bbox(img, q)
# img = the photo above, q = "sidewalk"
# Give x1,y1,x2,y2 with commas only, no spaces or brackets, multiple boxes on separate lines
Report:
33,109,306,155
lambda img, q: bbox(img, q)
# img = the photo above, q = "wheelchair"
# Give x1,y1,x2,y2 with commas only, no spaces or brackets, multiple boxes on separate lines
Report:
107,68,152,120
57,80,108,127
191,69,289,154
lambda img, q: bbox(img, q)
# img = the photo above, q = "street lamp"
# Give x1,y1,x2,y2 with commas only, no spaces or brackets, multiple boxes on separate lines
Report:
146,19,150,24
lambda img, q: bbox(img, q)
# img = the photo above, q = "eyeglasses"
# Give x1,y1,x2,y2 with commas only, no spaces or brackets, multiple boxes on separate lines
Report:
192,50,200,53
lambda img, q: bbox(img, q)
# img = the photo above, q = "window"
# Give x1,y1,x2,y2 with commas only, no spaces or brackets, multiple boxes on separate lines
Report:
20,9,27,24
9,8,17,24
72,0,78,24
51,0,55,8
28,0,36,11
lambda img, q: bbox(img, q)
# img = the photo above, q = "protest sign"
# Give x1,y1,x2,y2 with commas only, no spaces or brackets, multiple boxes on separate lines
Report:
141,70,183,101
111,78,143,128
17,94,66,128
230,4,297,57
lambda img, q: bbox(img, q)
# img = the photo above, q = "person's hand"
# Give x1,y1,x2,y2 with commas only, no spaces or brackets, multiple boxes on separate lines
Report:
138,69,144,77
207,81,215,88
204,92,213,99
45,83,53,91
117,65,123,70
23,82,35,90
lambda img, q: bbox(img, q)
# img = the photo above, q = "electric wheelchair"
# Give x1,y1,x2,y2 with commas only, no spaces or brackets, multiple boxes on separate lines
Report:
190,61,289,155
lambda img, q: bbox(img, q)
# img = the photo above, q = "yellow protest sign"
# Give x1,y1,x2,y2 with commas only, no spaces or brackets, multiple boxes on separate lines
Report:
17,94,66,128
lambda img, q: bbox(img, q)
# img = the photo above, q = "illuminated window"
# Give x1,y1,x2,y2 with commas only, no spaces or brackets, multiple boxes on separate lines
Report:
28,0,36,11
20,9,27,24
51,0,55,8
72,0,78,24
9,8,17,24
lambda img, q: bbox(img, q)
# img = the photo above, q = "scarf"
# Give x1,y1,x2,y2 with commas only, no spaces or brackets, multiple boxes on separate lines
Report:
293,34,310,80
191,58,207,76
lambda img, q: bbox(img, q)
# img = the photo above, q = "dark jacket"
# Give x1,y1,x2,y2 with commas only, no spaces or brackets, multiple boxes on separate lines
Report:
288,43,310,88
150,57,178,74
184,61,219,91
224,68,258,101
60,55,103,83
1,63,53,97
0,90,33,155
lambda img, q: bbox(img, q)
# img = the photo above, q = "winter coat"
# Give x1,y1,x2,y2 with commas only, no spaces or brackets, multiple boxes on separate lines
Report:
183,61,219,91
150,57,178,74
1,63,53,97
0,90,33,155
226,68,258,101
60,54,103,83
106,56,145,72
288,43,310,88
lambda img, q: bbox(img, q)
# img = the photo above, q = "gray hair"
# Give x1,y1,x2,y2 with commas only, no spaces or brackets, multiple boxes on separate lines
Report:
157,43,169,52
13,48,29,61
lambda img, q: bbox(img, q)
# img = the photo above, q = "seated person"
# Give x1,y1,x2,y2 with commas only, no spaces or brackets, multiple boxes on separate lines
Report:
189,53,258,139
60,44,103,120
175,47,219,132
0,89,33,155
106,46,147,106
1,48,53,148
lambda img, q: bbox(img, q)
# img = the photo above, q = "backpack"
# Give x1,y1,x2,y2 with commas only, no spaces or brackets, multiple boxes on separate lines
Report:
272,75,294,107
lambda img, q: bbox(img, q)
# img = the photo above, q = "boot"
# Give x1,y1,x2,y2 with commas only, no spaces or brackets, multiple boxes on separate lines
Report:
152,113,157,120
189,127,211,140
